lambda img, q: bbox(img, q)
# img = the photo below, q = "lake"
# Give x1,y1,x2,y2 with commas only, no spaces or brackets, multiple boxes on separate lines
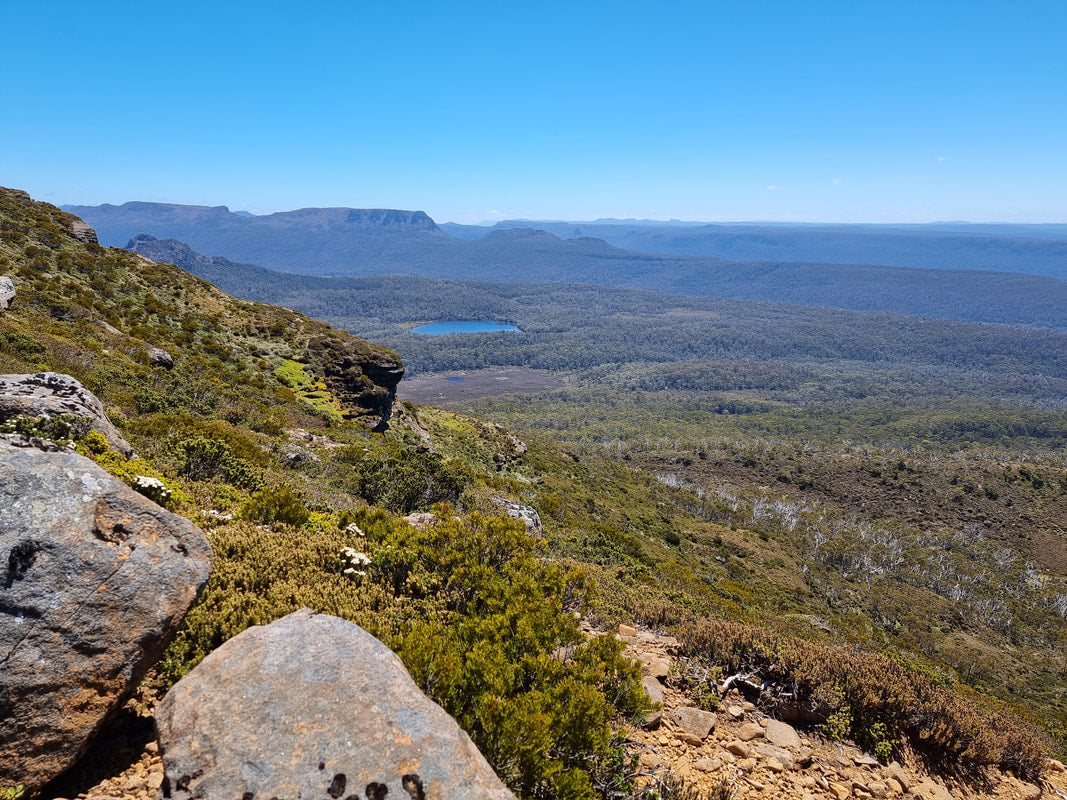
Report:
411,320,522,335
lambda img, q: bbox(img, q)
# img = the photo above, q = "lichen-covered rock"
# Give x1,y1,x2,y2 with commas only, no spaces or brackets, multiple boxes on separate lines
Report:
668,706,717,740
0,372,133,457
0,276,14,311
764,718,802,749
0,439,212,791
155,609,515,800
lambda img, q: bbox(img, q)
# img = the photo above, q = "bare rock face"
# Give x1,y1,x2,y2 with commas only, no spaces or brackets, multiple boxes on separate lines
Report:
0,276,14,311
0,439,212,791
0,372,133,457
309,335,404,430
68,218,99,244
155,609,516,800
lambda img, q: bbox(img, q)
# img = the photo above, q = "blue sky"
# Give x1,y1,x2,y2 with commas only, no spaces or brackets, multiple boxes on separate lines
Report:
1,1,1064,223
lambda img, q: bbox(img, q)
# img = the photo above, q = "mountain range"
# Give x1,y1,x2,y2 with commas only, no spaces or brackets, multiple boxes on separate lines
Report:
65,202,1067,330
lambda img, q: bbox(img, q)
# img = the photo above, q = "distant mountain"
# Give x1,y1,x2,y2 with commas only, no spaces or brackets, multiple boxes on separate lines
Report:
448,221,1067,280
125,234,311,300
63,201,445,274
123,227,1067,331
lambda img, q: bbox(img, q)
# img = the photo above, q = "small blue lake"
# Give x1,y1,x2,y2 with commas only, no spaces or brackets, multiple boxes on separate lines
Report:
411,320,522,335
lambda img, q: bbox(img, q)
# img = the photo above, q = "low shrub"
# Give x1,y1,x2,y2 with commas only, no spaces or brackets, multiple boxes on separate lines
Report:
160,508,649,800
679,618,1048,780
240,484,310,527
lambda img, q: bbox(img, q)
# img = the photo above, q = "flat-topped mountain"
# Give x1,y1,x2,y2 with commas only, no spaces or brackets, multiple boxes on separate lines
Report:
63,201,444,274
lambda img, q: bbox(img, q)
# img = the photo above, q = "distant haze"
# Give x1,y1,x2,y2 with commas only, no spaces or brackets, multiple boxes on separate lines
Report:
2,3,1064,223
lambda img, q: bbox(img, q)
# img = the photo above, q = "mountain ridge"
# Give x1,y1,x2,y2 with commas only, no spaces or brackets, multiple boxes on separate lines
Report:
70,201,1067,330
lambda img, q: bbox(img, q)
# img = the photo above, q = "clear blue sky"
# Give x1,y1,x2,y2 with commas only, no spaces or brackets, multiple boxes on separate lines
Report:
2,1,1064,223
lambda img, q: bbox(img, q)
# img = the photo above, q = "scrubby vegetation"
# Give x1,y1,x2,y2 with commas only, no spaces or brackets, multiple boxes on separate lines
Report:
2,187,1063,795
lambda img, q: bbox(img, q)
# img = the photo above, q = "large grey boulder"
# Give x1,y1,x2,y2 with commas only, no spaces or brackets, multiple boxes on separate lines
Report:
0,276,13,311
0,438,212,791
0,371,133,457
155,609,516,800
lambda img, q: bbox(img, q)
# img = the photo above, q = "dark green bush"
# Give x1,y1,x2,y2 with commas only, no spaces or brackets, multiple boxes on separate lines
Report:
171,436,262,489
160,509,648,800
347,446,468,513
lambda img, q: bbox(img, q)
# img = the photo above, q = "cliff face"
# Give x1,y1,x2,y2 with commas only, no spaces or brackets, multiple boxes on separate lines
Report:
0,187,404,429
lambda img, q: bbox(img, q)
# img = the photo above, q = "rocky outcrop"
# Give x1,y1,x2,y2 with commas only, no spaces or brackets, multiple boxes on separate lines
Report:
146,346,174,369
493,497,543,536
68,218,99,244
155,609,515,800
309,335,404,430
0,276,14,311
0,439,212,791
0,372,133,457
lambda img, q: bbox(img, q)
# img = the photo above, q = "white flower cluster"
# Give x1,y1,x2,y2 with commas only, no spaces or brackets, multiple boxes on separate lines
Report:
345,523,365,536
133,475,171,502
201,509,235,521
340,546,371,577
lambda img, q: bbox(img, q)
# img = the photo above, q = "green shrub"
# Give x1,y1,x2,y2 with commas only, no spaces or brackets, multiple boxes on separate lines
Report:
240,485,310,527
171,436,262,490
161,509,648,800
346,446,468,513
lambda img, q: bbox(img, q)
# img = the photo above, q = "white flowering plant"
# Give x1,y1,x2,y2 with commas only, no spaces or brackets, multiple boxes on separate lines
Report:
339,545,372,578
133,474,173,506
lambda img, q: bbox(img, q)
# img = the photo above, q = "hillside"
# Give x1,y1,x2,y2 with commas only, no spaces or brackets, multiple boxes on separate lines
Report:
73,200,1067,329
116,240,1067,764
2,188,1064,798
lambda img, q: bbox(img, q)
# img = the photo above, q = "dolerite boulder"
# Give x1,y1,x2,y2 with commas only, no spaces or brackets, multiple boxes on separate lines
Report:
0,438,212,791
0,276,14,311
146,346,175,369
155,609,516,800
0,372,133,457
493,497,544,537
68,218,99,244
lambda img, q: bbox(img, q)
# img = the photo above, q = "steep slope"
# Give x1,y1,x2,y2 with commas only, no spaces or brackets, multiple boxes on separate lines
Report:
0,188,404,429
4,187,1064,797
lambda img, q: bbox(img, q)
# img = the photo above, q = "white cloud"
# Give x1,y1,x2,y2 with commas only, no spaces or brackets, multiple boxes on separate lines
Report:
766,184,779,190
